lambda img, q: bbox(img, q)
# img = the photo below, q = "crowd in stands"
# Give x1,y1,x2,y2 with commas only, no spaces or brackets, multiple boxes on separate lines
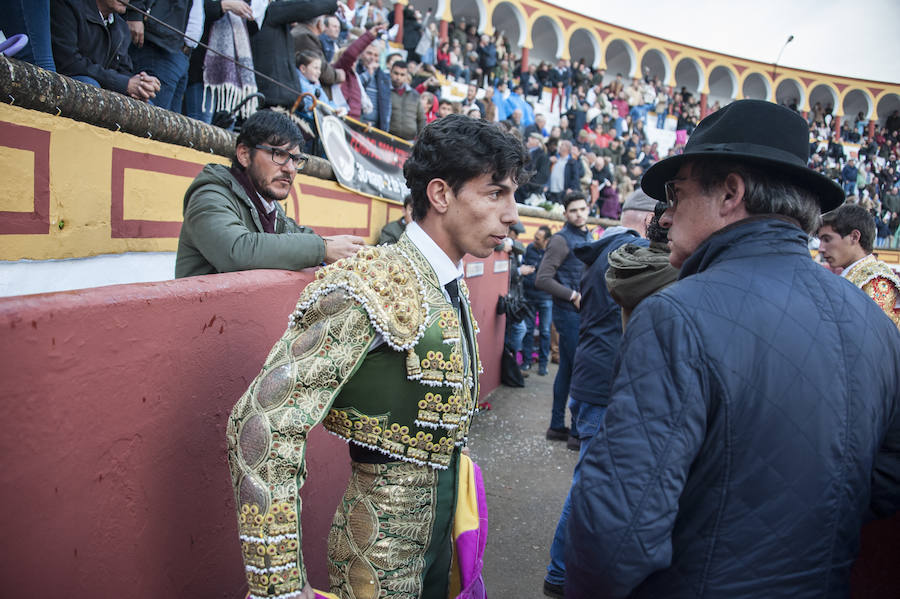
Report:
805,102,900,248
4,0,898,248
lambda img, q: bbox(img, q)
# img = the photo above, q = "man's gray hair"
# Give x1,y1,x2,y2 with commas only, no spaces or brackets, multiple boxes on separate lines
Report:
689,158,821,234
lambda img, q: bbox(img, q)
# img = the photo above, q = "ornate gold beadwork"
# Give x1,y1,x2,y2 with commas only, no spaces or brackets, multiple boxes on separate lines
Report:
227,293,376,596
228,237,481,598
328,462,438,599
291,245,428,349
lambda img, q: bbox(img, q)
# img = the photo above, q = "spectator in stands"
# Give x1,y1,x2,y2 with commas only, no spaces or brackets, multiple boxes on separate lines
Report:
461,83,485,116
420,91,438,123
183,0,255,124
0,0,56,71
459,40,479,85
296,50,345,133
818,204,900,329
536,192,592,447
524,113,548,139
292,13,343,89
516,132,550,203
125,0,193,111
522,63,542,99
436,98,455,119
318,14,340,62
334,24,386,123
176,110,364,278
355,34,392,131
842,157,858,196
557,115,574,141
508,108,525,135
477,33,497,87
548,140,584,203
50,0,160,101
388,60,425,141
521,225,553,376
543,191,658,598
401,5,422,62
246,0,336,111
377,195,413,244
482,86,499,122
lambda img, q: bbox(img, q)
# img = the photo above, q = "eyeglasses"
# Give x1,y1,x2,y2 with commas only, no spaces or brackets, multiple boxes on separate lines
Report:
255,144,308,170
664,180,680,209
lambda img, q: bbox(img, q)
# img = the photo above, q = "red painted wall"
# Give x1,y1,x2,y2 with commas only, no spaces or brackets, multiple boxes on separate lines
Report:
0,254,508,598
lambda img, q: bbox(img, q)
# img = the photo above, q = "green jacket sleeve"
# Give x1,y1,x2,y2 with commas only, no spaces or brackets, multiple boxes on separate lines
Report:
183,184,326,272
227,291,376,596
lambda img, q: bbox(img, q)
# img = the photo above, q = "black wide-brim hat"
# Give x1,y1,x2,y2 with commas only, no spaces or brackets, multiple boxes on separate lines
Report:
642,99,844,212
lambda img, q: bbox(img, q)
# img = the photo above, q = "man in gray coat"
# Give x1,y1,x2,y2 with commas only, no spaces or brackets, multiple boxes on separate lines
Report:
175,110,363,278
388,60,425,141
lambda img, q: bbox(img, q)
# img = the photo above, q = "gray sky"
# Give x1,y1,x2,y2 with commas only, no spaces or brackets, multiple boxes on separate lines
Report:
555,0,900,84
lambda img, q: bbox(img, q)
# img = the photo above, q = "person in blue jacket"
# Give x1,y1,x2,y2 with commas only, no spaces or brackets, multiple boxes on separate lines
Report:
542,190,657,599
566,99,900,599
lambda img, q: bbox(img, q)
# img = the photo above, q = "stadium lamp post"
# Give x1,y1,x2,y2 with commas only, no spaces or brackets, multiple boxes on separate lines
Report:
772,34,794,82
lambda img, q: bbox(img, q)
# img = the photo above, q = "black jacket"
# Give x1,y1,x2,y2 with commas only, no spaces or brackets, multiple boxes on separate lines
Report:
51,0,134,94
126,0,192,53
250,0,336,108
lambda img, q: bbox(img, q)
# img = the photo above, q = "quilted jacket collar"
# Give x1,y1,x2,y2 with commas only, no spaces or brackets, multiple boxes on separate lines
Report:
680,215,808,280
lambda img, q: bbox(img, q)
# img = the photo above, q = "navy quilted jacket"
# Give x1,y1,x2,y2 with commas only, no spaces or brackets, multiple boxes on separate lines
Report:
566,217,900,599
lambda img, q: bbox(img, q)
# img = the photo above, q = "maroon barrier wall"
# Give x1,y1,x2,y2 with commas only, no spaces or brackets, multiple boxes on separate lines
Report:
0,252,508,598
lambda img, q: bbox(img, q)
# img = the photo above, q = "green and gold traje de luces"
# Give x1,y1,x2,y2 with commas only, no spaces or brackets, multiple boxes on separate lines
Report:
300,235,482,470
225,234,481,597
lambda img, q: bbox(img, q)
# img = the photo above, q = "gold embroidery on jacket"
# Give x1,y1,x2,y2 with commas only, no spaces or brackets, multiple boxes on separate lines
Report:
227,290,375,597
328,462,438,599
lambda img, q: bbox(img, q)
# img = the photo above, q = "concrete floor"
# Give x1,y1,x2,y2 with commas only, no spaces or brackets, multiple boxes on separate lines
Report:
468,362,577,599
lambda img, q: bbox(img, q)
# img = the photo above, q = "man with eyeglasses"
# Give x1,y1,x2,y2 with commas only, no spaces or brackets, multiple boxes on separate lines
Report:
566,100,900,598
175,110,364,278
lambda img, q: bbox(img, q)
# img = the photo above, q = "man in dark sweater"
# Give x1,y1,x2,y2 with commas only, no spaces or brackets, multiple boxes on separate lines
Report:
535,193,591,446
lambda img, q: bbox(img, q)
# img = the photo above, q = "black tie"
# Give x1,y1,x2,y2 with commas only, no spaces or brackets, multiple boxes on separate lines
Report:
444,279,460,311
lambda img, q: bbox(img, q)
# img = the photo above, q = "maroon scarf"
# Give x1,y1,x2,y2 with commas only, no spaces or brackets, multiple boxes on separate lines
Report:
230,166,277,233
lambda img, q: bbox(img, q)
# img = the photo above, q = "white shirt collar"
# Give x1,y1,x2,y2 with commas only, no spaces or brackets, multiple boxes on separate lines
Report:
257,191,276,214
841,254,870,279
404,221,464,287
100,11,115,25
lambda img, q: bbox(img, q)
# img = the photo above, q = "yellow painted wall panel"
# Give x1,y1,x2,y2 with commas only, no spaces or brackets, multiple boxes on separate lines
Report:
0,146,35,212
123,168,195,221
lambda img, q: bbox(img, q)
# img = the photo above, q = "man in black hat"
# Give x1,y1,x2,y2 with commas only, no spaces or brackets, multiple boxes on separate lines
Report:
566,100,900,598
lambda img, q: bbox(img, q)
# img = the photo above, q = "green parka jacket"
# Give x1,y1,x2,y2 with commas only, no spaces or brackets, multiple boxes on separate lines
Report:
175,164,325,278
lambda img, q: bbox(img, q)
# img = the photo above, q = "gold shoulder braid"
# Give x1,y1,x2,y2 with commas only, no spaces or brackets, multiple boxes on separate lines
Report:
289,245,428,350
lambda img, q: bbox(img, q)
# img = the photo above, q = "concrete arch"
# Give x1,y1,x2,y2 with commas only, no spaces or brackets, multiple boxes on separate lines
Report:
707,64,738,108
640,48,670,87
491,1,527,49
775,77,804,112
842,89,873,122
674,56,704,99
451,0,487,33
876,93,900,126
569,28,601,68
809,83,840,116
741,71,771,101
530,15,565,62
605,38,637,82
